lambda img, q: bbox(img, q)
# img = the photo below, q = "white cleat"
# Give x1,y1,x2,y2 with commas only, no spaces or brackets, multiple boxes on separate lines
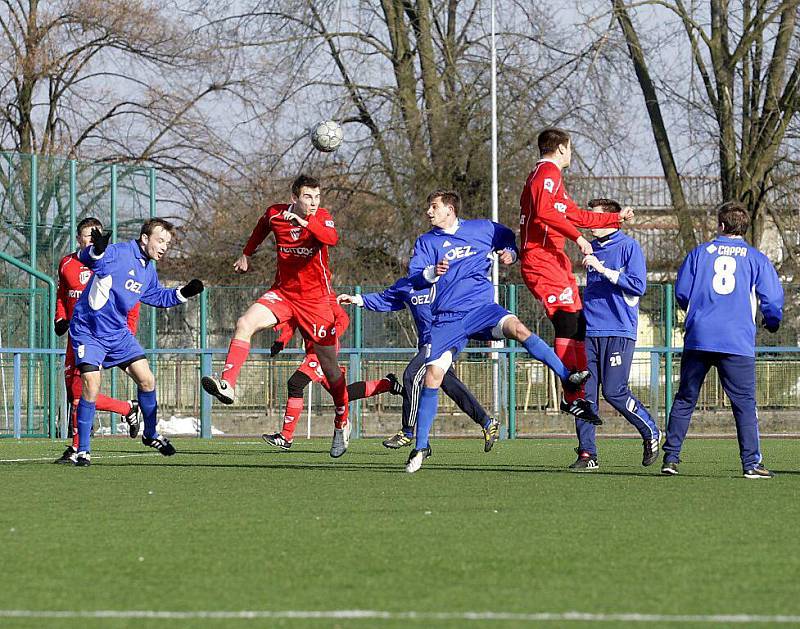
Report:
330,421,351,458
201,376,235,405
405,447,432,474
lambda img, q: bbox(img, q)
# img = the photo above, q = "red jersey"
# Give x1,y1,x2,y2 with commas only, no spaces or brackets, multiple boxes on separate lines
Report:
243,203,338,298
55,252,140,333
519,160,620,253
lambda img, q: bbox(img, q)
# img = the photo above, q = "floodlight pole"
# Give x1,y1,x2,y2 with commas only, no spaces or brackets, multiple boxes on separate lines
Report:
490,0,502,425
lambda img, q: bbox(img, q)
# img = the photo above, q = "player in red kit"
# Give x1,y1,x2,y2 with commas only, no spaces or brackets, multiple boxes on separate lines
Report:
53,217,141,464
519,129,634,426
262,298,402,450
201,175,354,457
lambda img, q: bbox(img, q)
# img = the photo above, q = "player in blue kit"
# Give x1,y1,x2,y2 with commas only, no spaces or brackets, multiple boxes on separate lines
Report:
403,189,592,473
68,219,205,466
661,202,783,478
575,198,661,470
338,276,499,452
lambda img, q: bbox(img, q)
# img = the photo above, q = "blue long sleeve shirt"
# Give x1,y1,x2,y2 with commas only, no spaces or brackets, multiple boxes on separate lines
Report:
675,235,783,357
360,277,434,347
583,230,646,341
71,240,185,339
408,218,517,318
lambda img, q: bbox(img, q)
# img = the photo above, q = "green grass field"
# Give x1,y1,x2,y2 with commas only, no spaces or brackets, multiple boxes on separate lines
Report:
0,436,798,629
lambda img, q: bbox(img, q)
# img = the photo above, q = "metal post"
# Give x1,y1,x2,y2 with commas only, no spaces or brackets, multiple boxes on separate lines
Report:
650,350,661,430
665,284,674,424
199,289,211,438
109,164,118,435
13,353,21,439
69,159,77,252
27,154,37,435
350,286,363,437
507,284,517,439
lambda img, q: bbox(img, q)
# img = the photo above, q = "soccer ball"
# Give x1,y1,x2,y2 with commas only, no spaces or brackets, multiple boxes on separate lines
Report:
310,120,343,152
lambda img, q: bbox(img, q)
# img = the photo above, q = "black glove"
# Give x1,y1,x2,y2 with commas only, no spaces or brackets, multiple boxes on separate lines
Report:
90,228,110,255
763,318,780,334
178,279,204,299
269,341,285,357
54,319,70,337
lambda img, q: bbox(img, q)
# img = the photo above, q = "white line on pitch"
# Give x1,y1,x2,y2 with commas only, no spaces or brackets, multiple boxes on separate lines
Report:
0,610,798,623
0,452,156,463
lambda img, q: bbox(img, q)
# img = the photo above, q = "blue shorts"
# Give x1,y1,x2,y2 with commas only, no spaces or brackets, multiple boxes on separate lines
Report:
427,303,510,364
70,322,146,369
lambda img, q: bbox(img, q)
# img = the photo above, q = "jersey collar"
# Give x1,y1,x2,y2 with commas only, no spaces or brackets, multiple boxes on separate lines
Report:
593,229,622,247
435,218,461,235
536,157,562,170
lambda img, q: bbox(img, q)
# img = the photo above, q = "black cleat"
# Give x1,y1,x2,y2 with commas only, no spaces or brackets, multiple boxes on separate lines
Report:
563,370,590,393
560,398,603,425
54,446,77,465
73,452,91,467
482,418,500,452
142,434,176,456
262,433,292,450
569,448,598,471
125,400,141,439
661,460,679,475
382,431,413,449
385,373,404,396
642,433,661,467
743,464,775,479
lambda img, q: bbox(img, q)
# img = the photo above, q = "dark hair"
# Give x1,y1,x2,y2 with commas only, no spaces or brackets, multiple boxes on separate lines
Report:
717,201,750,236
588,198,622,214
140,218,175,238
76,217,102,235
537,128,571,156
427,189,461,215
292,174,321,197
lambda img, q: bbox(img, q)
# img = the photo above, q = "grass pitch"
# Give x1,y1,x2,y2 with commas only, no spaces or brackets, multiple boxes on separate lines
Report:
0,436,797,629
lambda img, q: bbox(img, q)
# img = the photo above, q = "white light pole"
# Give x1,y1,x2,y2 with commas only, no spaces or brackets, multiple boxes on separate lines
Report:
490,0,502,423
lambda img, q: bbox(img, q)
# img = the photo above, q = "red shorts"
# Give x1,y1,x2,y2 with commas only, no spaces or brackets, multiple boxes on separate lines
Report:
257,288,338,346
297,354,345,391
520,248,582,317
64,341,82,401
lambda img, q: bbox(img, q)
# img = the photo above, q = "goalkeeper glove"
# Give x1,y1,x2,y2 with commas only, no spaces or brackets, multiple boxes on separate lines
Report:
178,279,204,299
269,341,285,357
54,319,70,337
90,228,110,255
763,318,780,334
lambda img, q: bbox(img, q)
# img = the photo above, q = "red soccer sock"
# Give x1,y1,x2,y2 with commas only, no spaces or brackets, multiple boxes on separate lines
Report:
70,401,79,450
328,374,350,429
281,397,304,442
555,337,586,403
221,339,251,387
346,378,391,401
95,395,131,416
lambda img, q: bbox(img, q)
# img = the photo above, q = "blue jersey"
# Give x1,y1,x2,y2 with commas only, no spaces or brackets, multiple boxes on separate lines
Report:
675,236,783,357
361,277,434,347
583,230,646,341
71,240,184,339
408,218,517,317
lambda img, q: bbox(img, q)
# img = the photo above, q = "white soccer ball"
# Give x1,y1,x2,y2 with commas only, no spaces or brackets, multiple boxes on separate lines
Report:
311,120,343,152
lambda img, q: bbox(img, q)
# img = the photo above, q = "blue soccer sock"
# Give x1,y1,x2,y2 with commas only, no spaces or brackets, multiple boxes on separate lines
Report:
76,398,96,453
522,334,571,381
138,389,158,440
415,387,440,450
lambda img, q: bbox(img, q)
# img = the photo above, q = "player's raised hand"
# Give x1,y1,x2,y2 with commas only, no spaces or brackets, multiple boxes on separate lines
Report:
54,319,70,337
582,254,604,272
282,210,308,227
576,235,593,256
179,279,205,299
435,257,450,276
233,254,249,274
497,249,515,265
90,228,110,255
619,207,635,222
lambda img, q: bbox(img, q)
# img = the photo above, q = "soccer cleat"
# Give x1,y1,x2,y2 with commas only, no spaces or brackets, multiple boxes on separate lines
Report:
661,460,679,475
563,369,591,393
330,421,351,458
743,464,775,479
385,373,404,396
54,446,77,465
405,447,432,473
569,448,598,471
73,452,91,467
642,432,661,467
382,431,413,449
201,375,235,405
262,432,292,450
482,418,500,452
142,434,176,456
124,400,141,439
560,397,603,425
